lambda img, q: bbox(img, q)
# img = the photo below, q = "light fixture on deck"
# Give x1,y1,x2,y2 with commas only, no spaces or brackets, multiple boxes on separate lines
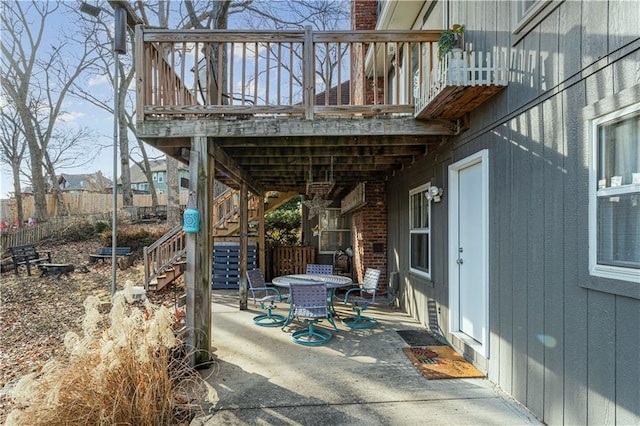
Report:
303,156,334,220
303,193,332,220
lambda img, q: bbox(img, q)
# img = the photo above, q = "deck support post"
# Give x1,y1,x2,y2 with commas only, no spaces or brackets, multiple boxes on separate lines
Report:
185,136,212,367
239,181,248,310
258,193,266,277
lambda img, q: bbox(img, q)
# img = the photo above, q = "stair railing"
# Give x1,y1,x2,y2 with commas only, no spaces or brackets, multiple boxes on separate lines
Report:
143,224,187,290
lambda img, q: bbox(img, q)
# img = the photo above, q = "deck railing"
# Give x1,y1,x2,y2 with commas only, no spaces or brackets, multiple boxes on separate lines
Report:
135,26,443,121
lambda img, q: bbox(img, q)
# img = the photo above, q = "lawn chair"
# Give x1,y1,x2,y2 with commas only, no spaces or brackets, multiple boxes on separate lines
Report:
283,283,338,346
246,268,286,327
305,264,334,275
342,268,381,329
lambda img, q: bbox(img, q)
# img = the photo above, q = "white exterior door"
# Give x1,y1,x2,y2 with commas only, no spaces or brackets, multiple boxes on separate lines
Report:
449,150,489,356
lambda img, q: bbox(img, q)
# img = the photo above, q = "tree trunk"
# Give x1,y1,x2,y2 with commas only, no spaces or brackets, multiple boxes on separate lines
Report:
166,155,180,226
20,116,48,223
11,161,24,225
43,151,68,216
118,62,135,207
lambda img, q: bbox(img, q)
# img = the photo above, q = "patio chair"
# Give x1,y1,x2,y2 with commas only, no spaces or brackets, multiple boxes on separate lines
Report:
305,264,334,275
246,268,286,327
283,283,338,346
342,268,382,329
305,263,337,309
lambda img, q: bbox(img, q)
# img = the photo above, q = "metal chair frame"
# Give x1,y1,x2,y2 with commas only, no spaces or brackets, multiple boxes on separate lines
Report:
247,268,286,327
283,283,338,346
342,268,382,329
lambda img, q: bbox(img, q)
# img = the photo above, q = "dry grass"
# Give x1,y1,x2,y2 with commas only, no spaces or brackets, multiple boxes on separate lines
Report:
4,283,210,425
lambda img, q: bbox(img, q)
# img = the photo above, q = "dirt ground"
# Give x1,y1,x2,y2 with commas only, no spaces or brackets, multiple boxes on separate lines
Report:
0,237,185,422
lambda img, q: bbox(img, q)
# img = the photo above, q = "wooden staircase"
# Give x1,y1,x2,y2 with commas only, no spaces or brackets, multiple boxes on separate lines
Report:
213,190,298,237
143,224,186,291
143,190,297,291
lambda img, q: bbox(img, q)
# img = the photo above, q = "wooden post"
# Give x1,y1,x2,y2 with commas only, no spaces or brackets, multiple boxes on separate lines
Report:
135,25,144,123
185,136,212,367
239,182,248,310
303,26,314,120
258,194,265,275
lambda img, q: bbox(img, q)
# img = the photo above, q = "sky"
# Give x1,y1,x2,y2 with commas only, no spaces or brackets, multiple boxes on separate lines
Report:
0,1,158,199
0,0,350,199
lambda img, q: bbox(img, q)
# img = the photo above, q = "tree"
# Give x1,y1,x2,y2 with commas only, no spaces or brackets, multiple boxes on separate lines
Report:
0,108,27,224
1,1,100,220
265,196,302,245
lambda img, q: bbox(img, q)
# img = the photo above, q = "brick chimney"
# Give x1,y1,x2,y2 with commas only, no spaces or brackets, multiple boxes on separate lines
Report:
350,1,383,105
351,0,377,30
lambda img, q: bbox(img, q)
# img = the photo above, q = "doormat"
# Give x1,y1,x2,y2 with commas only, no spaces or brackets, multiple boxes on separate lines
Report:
396,330,446,346
403,346,485,380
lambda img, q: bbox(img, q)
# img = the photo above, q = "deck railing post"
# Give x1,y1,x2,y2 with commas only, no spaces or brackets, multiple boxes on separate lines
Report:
135,25,144,123
303,26,314,120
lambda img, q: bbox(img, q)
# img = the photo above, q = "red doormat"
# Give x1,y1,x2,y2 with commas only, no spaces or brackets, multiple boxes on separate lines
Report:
403,346,485,380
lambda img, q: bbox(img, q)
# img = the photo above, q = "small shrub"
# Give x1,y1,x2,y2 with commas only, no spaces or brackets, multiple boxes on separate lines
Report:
101,225,170,252
94,220,111,233
55,220,98,243
5,282,211,425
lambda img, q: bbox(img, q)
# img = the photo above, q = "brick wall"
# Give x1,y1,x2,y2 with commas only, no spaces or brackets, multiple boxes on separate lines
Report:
351,181,387,291
351,0,379,106
351,0,377,30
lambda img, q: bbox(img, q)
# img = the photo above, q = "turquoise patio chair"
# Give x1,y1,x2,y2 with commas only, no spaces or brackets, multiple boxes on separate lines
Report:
283,283,338,346
246,268,286,327
342,268,381,329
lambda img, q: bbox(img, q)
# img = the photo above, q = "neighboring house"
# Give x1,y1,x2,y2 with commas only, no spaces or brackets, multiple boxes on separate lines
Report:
370,1,639,425
57,172,111,193
128,158,189,194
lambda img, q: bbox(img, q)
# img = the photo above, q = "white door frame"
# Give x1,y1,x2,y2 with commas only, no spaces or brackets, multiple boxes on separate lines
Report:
448,149,489,357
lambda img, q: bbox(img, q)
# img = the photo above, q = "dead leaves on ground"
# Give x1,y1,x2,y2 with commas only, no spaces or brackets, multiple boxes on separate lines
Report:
0,237,184,421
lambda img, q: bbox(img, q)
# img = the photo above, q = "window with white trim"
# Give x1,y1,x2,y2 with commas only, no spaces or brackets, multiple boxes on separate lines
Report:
590,102,640,282
157,172,164,184
409,183,431,279
319,209,351,254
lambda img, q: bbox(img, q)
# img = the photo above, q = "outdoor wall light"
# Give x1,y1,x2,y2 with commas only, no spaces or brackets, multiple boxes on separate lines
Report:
425,185,443,203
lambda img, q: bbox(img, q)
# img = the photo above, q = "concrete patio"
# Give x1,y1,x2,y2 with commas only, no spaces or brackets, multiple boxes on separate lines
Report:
192,290,541,425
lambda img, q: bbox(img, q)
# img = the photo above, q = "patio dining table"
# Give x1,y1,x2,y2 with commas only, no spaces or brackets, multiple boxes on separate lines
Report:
272,274,353,317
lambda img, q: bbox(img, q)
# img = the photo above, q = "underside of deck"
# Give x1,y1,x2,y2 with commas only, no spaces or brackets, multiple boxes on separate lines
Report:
137,115,459,196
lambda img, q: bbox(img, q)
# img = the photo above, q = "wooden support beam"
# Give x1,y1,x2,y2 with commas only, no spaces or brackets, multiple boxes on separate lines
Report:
239,182,248,310
211,143,263,195
185,136,212,367
258,195,265,275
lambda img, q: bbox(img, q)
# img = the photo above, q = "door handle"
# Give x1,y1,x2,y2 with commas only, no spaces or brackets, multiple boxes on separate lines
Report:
456,258,463,265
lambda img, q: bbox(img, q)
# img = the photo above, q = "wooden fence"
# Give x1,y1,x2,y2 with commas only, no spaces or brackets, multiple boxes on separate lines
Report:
0,214,109,253
272,245,315,277
1,192,190,220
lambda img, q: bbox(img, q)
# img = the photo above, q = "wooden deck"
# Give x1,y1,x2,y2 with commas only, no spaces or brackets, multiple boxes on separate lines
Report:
133,26,505,194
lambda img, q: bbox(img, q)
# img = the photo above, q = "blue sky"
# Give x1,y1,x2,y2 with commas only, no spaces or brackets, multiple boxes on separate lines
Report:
1,0,350,199
0,1,167,198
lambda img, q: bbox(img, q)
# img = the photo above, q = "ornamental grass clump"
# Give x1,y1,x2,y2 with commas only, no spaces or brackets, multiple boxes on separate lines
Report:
5,282,209,425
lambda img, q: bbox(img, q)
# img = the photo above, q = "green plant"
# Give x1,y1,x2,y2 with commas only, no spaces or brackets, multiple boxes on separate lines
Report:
94,220,111,233
437,25,464,60
265,196,302,245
